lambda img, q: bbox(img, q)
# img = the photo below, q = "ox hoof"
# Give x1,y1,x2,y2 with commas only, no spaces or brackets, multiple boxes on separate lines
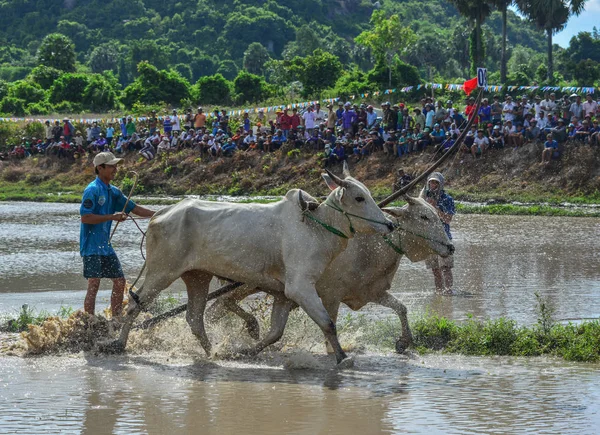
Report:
336,356,354,370
98,339,126,354
395,338,411,354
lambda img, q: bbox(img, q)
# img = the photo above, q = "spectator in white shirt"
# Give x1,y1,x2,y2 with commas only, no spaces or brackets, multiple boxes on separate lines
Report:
302,106,316,135
503,96,516,122
582,94,598,118
471,129,489,158
171,109,181,132
570,95,584,120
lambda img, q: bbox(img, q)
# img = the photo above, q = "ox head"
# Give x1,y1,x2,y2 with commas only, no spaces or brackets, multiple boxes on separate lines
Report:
383,195,454,261
322,162,393,235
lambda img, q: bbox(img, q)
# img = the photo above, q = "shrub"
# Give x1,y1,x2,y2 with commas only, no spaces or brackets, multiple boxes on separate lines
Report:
196,73,232,105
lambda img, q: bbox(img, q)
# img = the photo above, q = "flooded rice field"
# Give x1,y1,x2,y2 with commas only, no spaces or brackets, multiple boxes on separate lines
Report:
1,201,599,434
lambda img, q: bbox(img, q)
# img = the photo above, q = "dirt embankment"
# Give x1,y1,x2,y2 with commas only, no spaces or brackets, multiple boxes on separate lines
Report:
1,141,599,203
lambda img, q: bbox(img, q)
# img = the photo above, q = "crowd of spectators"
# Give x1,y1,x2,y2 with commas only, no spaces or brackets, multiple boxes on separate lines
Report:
3,92,599,167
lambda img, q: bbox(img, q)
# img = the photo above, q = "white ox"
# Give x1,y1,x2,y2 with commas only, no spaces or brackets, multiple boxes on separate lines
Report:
207,194,454,355
103,166,393,366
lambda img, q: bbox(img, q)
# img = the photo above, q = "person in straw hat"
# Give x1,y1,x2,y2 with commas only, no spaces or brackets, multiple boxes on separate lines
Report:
80,152,155,318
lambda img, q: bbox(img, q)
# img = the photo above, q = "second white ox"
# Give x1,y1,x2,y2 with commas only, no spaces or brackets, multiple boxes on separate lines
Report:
104,165,393,366
208,193,454,356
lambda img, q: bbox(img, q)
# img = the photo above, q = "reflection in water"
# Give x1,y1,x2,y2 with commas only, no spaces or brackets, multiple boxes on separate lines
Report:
1,354,599,434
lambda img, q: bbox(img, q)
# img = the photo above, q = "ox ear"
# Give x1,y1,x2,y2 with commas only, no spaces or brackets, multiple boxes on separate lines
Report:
322,173,338,191
383,207,407,218
342,161,351,179
298,190,319,211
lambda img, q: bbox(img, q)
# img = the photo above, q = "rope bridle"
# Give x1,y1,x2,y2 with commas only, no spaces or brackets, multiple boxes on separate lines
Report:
302,196,392,239
301,200,449,255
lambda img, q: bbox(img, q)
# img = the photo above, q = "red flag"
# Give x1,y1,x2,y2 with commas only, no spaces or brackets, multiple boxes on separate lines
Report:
463,77,478,95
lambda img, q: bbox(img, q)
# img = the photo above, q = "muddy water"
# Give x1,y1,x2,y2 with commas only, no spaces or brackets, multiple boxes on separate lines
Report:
1,201,599,433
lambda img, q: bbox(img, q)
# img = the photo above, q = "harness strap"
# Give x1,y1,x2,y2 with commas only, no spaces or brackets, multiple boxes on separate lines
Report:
382,235,404,255
302,210,349,239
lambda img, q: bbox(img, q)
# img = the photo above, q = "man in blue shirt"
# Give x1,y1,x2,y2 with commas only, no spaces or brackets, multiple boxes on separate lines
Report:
420,172,456,295
80,152,155,318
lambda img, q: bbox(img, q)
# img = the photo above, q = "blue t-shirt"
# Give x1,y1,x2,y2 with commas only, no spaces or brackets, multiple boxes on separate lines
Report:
80,177,136,257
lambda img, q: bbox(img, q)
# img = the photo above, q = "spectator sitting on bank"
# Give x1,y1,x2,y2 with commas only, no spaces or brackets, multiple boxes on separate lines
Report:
393,168,413,191
139,139,155,161
551,119,568,142
489,125,504,149
525,119,541,142
209,138,222,157
541,133,559,165
590,120,600,146
57,137,71,158
431,123,445,145
222,138,237,156
575,119,593,142
328,142,346,166
271,129,285,150
383,130,398,157
472,129,489,159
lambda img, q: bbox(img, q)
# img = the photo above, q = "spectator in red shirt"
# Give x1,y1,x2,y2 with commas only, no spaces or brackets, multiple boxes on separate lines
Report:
290,108,301,131
280,108,292,139
465,96,479,125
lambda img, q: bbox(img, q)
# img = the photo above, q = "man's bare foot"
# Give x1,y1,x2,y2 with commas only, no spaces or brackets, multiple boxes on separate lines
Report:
442,288,455,296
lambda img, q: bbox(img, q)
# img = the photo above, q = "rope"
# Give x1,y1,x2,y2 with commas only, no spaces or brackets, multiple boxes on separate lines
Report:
302,210,349,239
382,235,404,255
109,171,138,244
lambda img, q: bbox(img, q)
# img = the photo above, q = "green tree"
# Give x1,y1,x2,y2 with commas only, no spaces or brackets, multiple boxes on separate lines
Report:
7,80,46,105
355,11,417,88
490,0,514,83
289,49,343,96
82,74,118,112
122,62,191,107
196,74,232,105
516,0,588,81
448,0,493,75
89,44,120,74
233,70,272,104
243,42,271,75
37,33,76,72
216,60,239,81
27,65,62,89
49,73,90,104
128,40,169,74
0,97,27,116
0,80,8,101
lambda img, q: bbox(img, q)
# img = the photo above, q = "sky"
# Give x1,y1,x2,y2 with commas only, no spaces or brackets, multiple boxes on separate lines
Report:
512,0,600,47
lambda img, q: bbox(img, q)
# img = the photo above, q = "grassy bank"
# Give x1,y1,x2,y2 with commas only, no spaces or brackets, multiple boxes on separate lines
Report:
1,141,600,213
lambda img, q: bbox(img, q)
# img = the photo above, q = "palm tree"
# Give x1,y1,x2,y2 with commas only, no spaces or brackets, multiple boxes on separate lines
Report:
516,0,588,81
449,0,493,75
490,0,513,83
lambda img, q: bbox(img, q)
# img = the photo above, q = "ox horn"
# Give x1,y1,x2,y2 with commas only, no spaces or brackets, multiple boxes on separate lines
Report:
299,190,319,211
342,161,351,179
324,169,349,188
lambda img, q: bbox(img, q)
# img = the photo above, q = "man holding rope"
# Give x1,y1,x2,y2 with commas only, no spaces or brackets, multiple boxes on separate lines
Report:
80,152,155,318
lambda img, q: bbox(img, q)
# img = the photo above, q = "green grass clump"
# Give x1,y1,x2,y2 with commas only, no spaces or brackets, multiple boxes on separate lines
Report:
0,304,75,333
411,314,600,362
